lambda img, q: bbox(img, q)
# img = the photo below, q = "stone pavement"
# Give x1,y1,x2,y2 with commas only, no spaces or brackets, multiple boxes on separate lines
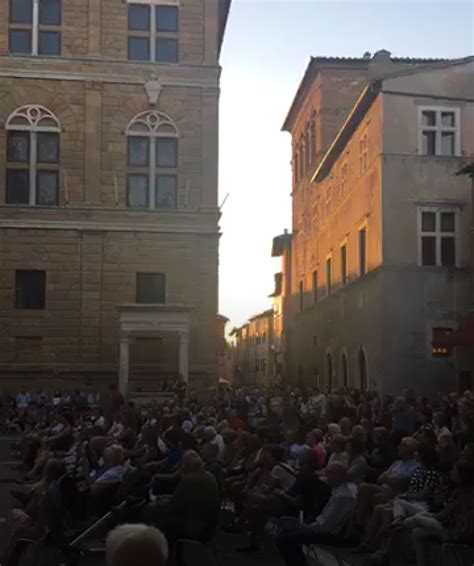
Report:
0,436,358,566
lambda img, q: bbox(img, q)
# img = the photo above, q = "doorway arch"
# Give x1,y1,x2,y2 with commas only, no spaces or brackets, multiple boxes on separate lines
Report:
357,348,368,392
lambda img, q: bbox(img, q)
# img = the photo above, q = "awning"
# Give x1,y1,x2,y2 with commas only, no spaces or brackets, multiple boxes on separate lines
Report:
432,313,474,348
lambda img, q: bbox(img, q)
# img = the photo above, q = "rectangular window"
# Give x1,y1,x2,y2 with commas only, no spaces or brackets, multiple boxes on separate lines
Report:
299,281,304,311
359,134,368,174
156,138,177,168
340,163,348,198
136,272,166,304
341,243,347,285
127,174,149,208
9,0,61,56
419,208,458,267
310,114,316,163
128,3,179,63
418,107,460,156
359,228,367,276
15,270,46,310
155,174,177,209
293,151,299,186
36,170,59,205
6,169,29,204
326,257,332,295
312,270,318,303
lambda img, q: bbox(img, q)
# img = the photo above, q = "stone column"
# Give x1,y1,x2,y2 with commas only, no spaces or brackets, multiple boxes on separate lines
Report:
119,337,130,398
178,331,189,385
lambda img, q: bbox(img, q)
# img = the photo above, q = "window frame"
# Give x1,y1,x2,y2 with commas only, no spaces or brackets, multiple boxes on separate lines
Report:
417,206,460,268
15,269,46,310
126,110,179,210
340,240,348,285
136,272,166,304
127,1,179,63
9,0,62,57
358,133,368,175
326,255,333,296
417,106,461,157
359,223,368,276
5,105,61,206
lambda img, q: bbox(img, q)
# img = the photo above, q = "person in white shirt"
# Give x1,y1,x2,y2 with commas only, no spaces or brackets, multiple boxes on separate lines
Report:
276,463,358,566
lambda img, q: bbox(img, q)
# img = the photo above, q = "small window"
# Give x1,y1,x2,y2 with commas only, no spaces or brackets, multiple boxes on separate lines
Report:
299,281,304,311
419,208,458,267
359,228,367,276
155,174,177,209
128,3,179,63
15,270,46,310
359,134,368,174
341,243,347,285
136,272,166,304
9,0,61,56
312,270,318,303
419,107,460,156
326,257,332,295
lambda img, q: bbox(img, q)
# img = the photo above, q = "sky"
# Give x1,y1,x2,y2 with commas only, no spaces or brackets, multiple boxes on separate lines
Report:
218,0,474,330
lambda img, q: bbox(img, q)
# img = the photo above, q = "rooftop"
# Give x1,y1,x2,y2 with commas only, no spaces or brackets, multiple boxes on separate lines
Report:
282,50,454,132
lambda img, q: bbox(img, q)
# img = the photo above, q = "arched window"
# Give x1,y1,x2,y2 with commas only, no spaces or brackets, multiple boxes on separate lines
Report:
126,110,179,210
358,348,368,392
5,105,61,206
341,352,349,388
326,351,333,392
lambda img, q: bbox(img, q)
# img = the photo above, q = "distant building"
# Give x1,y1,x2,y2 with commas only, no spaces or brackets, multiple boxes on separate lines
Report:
0,0,232,395
231,309,275,386
216,314,232,384
278,52,474,394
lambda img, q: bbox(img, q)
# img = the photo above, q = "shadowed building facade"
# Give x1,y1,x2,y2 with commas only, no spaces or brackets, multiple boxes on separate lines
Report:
0,0,231,395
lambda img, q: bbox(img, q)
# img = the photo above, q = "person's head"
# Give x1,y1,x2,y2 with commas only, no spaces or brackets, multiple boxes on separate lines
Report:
433,411,447,428
103,445,125,469
373,427,389,447
394,397,407,411
325,463,348,488
326,423,341,440
181,450,204,475
349,438,366,460
329,434,348,454
398,437,419,460
437,429,454,449
305,428,323,447
339,417,352,436
262,444,285,468
417,443,439,469
200,442,219,465
297,447,316,474
106,524,168,566
203,426,217,443
352,424,368,444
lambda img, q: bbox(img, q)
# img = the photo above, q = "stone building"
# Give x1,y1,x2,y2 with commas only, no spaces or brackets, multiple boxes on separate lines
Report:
278,52,474,394
231,309,275,386
0,0,232,395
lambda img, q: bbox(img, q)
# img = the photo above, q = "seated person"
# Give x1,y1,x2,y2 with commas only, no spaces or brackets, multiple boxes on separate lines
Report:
407,458,474,566
163,451,220,545
355,436,419,530
347,438,368,485
275,463,358,566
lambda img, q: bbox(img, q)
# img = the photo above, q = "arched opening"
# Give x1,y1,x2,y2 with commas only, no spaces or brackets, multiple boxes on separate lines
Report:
326,352,333,392
358,348,368,392
341,353,349,388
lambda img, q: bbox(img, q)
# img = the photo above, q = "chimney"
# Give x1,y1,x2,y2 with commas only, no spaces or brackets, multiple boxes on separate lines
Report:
369,49,394,78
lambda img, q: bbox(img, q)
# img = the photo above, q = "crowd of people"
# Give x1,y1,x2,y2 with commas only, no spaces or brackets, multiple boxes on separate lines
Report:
0,383,473,566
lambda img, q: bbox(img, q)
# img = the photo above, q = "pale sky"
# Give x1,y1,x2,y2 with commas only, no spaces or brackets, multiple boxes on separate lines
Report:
218,0,474,330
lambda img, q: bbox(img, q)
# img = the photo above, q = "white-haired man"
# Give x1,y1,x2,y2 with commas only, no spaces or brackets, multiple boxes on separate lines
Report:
106,524,168,566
